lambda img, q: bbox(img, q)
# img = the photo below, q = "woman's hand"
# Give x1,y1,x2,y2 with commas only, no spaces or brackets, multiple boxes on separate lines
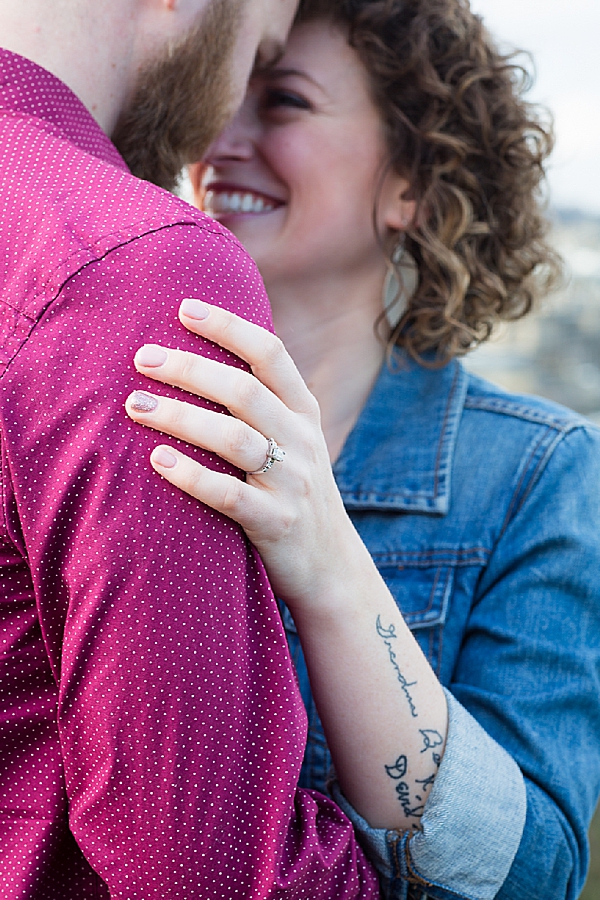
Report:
126,297,448,831
125,298,361,614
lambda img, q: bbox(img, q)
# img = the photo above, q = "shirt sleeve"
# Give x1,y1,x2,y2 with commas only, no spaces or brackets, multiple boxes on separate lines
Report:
0,222,379,899
331,424,600,900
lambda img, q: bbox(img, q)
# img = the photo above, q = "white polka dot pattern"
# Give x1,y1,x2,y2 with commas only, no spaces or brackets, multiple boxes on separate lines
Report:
0,50,378,899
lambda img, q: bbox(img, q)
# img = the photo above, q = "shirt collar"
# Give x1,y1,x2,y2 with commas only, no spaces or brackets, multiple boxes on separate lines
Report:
333,353,468,514
0,49,128,171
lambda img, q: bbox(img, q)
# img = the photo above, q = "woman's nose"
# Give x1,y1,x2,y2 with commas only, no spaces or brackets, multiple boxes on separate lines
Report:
204,103,257,164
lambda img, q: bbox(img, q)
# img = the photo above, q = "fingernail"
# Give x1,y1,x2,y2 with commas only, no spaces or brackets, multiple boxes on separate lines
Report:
152,447,178,469
180,298,210,320
129,391,158,413
135,345,168,367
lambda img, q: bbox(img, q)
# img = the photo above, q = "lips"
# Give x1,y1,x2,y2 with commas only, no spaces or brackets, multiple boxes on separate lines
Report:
203,185,283,216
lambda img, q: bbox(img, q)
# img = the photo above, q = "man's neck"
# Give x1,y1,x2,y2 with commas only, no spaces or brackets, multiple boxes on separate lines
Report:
0,0,138,134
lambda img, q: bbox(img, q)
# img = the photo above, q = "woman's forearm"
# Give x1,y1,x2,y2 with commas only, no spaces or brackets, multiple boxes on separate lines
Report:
289,521,448,830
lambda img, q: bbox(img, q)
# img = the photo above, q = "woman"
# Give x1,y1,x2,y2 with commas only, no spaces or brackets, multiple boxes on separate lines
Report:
125,0,600,896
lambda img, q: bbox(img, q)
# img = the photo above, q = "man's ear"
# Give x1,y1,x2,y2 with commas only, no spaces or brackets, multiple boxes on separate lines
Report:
188,162,208,206
379,170,416,232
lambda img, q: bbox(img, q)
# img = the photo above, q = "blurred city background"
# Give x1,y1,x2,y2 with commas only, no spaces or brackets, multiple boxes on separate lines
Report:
466,210,600,423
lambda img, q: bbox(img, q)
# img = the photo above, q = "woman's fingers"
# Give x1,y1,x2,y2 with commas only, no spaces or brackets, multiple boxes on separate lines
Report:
126,390,282,476
178,299,319,418
149,445,268,531
131,300,321,448
133,344,291,440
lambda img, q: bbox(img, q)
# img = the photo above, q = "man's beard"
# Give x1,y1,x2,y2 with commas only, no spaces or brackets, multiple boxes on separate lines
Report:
112,0,243,191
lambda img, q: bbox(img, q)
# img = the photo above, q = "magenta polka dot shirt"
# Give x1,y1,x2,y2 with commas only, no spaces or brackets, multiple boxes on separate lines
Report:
0,49,378,899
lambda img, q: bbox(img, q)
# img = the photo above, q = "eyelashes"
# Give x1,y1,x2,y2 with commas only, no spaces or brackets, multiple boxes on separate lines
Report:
262,89,311,112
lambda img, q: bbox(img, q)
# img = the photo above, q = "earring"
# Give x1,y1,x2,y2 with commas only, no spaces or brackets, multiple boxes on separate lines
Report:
383,242,419,329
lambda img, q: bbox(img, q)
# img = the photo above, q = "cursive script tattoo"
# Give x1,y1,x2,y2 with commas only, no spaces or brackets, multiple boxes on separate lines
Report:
419,729,443,753
415,772,436,791
385,754,407,780
384,754,425,820
376,616,418,717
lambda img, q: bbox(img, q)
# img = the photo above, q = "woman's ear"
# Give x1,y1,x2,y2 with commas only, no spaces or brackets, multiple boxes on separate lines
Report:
379,171,416,232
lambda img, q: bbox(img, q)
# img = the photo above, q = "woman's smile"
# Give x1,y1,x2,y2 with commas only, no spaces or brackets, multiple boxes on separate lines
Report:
203,182,285,217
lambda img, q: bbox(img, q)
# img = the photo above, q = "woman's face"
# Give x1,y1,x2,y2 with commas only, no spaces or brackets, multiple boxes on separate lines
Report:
196,20,411,288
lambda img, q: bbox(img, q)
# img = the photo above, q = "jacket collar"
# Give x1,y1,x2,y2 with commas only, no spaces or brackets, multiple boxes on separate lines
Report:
333,353,468,513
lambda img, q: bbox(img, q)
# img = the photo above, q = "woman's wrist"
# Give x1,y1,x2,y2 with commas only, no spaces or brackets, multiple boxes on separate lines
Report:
280,507,382,623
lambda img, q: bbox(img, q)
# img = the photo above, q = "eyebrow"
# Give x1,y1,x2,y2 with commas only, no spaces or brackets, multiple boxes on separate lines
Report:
257,67,324,92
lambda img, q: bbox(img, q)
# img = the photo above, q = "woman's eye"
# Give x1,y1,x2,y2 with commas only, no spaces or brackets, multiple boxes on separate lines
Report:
263,89,310,111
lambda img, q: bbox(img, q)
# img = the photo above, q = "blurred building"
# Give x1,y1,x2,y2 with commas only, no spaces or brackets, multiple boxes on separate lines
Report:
466,209,600,423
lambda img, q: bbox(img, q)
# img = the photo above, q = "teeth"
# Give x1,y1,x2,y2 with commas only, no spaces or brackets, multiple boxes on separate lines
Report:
204,190,276,216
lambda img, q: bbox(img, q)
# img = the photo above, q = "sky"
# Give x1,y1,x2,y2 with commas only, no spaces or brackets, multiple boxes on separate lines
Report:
470,0,600,216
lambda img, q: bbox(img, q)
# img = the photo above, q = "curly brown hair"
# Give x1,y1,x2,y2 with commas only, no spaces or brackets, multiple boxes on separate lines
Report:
297,0,561,363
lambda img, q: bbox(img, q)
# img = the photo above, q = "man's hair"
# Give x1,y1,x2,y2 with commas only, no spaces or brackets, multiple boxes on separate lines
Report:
113,0,243,191
296,0,561,364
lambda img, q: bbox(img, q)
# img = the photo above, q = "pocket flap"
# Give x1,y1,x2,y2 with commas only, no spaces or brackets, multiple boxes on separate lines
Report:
378,564,454,629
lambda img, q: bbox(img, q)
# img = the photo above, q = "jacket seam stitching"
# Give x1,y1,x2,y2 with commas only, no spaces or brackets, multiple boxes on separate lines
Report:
404,838,480,900
433,362,461,498
509,429,568,522
499,430,549,537
500,428,567,537
464,396,589,431
371,549,491,562
426,566,441,615
404,838,434,887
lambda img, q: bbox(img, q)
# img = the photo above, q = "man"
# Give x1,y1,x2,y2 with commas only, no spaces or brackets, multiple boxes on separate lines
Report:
0,1,379,896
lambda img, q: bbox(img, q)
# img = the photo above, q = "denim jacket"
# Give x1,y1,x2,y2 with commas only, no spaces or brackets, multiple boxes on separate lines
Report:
280,354,600,900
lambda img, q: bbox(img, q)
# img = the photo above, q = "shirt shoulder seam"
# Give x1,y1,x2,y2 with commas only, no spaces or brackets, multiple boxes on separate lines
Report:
1,218,237,321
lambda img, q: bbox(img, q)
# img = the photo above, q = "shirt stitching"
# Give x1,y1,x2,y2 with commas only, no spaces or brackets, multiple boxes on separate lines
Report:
433,362,461,499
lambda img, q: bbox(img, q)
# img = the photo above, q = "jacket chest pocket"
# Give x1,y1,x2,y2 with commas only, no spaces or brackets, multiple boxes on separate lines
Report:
375,562,455,675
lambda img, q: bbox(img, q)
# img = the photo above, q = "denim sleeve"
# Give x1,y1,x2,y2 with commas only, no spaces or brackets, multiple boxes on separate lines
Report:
331,689,526,900
451,424,600,900
333,425,600,900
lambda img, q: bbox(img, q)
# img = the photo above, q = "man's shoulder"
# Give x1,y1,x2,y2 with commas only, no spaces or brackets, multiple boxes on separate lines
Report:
0,109,243,313
0,113,260,372
0,115,269,372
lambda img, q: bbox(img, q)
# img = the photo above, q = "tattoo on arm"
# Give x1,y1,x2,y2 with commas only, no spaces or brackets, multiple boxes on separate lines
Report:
415,773,436,791
385,740,443,822
385,754,408,780
419,729,443,753
376,615,418,718
384,754,424,819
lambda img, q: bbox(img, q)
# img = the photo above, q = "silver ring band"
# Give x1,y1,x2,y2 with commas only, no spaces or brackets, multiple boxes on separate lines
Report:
247,437,286,475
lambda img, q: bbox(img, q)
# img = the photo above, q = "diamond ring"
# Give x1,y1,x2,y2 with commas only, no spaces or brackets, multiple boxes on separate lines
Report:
247,438,286,475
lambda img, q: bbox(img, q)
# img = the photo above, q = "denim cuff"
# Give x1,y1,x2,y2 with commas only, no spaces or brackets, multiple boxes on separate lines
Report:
331,689,527,900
